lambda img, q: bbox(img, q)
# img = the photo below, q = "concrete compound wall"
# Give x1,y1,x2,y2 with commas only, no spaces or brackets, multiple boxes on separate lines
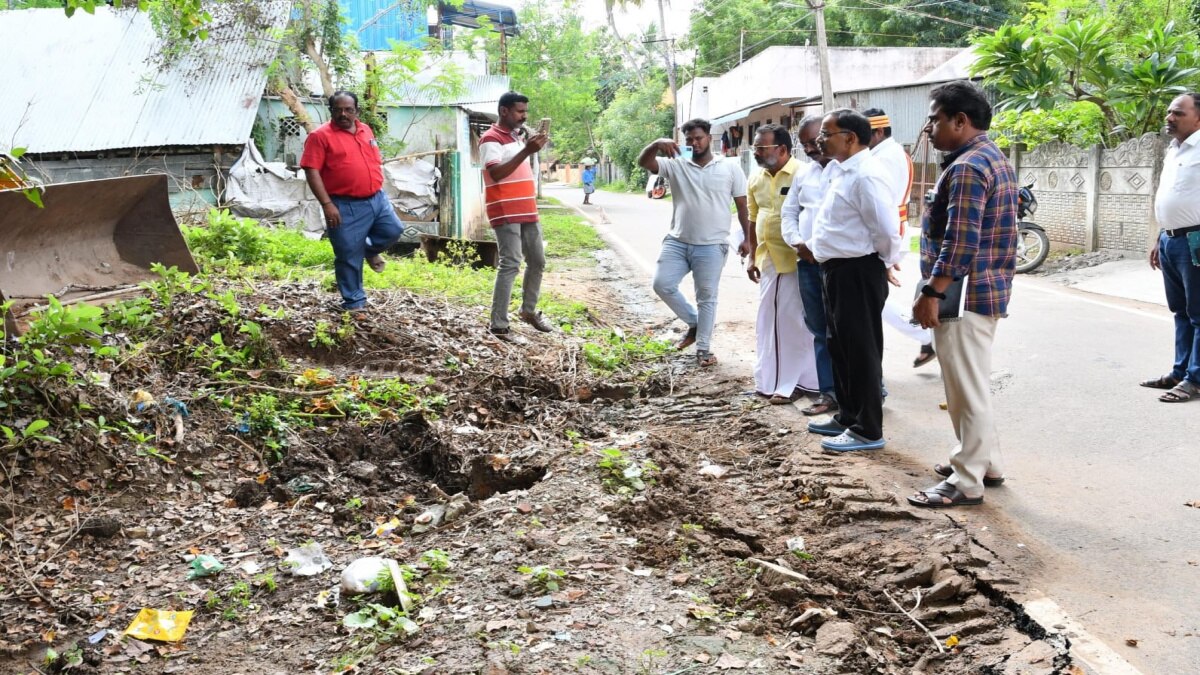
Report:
1011,133,1166,254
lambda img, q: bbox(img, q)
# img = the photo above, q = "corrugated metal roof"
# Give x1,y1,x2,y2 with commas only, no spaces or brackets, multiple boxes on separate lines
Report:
0,3,290,154
389,74,511,115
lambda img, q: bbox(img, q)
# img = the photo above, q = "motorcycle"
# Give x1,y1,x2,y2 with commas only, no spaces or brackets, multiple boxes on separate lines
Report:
1015,180,1049,273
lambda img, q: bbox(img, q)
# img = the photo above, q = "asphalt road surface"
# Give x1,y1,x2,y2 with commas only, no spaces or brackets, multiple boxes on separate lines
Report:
547,182,1200,674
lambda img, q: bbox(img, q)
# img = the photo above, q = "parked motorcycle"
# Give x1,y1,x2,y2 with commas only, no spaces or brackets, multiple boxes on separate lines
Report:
1015,180,1049,273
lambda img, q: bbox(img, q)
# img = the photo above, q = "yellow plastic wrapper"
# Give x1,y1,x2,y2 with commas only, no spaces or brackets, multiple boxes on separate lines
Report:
124,609,193,642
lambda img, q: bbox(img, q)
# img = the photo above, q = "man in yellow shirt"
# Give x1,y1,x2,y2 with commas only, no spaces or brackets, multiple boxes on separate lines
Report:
746,124,818,403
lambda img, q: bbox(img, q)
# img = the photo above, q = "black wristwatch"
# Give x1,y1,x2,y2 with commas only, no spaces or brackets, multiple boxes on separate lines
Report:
920,284,947,300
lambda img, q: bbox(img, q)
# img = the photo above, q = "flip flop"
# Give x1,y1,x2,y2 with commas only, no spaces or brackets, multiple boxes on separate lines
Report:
934,463,1005,487
907,481,983,508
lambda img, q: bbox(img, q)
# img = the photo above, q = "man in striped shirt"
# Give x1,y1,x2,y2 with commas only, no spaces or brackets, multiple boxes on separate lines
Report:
481,91,551,337
908,81,1018,509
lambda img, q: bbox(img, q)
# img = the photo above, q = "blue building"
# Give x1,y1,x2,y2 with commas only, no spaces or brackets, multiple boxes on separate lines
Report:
340,1,427,51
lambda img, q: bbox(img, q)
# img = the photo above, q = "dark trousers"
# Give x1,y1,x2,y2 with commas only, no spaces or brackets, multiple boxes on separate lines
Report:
822,254,889,440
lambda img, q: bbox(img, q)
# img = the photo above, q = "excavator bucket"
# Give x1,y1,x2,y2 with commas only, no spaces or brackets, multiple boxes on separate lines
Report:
0,175,199,335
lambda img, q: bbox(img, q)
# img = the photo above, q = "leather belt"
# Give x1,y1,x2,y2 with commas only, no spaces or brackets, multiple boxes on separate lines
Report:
329,193,374,202
1164,224,1200,238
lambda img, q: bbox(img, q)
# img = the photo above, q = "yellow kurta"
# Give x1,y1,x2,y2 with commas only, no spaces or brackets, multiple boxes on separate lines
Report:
747,156,802,274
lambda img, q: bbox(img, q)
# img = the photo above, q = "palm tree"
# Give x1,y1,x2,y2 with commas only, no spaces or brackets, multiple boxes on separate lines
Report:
605,0,646,84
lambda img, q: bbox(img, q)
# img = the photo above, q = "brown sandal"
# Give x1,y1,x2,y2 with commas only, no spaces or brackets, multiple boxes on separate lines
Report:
1159,381,1198,403
696,350,718,367
675,325,697,350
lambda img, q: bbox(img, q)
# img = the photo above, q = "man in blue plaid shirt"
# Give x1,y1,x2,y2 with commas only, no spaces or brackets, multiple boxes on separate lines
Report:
908,81,1018,509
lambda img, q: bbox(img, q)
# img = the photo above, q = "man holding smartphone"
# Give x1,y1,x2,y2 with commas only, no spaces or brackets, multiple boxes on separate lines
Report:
481,91,552,337
638,119,752,367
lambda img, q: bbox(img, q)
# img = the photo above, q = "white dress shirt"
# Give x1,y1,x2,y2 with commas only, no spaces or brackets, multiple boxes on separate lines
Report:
781,160,827,247
869,137,912,211
806,149,903,265
1155,129,1200,231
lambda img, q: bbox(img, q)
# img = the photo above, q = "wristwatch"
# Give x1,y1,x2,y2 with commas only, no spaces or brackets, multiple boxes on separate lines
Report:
920,284,947,300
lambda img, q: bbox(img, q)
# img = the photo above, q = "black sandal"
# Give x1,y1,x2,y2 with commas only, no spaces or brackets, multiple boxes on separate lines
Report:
907,481,984,508
1140,374,1181,390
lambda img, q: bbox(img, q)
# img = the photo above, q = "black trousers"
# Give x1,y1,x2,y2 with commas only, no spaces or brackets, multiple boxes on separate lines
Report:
821,254,889,440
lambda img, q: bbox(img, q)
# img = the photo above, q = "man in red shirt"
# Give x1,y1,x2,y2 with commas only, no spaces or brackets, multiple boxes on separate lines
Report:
301,90,403,312
480,91,551,337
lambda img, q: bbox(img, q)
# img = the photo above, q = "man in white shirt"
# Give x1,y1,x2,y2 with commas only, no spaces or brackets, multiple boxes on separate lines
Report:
864,108,935,368
797,110,903,452
781,117,837,415
639,119,753,367
1143,92,1200,403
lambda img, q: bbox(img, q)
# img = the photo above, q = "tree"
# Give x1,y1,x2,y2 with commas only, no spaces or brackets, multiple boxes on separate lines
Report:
596,74,673,187
603,0,645,85
971,14,1200,143
505,1,603,161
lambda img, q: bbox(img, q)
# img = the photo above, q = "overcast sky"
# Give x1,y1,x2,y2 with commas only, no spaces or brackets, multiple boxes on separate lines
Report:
493,0,699,41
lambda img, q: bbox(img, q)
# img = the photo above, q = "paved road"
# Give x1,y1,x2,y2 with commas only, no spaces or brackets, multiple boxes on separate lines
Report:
547,182,1200,674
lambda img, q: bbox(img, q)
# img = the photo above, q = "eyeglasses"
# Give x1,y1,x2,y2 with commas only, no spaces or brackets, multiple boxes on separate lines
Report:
752,144,780,151
816,130,852,140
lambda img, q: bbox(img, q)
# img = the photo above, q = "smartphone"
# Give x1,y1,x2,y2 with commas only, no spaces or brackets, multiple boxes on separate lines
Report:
537,118,551,135
682,145,694,161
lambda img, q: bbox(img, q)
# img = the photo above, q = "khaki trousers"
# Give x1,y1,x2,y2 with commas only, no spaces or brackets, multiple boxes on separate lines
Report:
934,312,1003,497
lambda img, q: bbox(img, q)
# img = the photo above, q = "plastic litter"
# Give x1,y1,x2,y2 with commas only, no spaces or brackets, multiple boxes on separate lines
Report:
285,475,322,495
787,537,806,553
284,542,332,576
130,389,156,412
341,557,391,594
698,464,728,479
186,554,225,580
371,518,401,537
123,608,193,642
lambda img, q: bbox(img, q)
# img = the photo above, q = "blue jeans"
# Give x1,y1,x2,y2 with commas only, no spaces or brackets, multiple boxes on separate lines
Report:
652,237,727,352
797,259,835,396
327,191,404,310
1159,231,1200,385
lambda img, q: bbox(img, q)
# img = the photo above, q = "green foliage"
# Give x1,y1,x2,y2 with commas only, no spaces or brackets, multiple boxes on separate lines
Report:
516,564,566,593
595,447,660,494
989,102,1108,150
684,0,1024,75
596,74,674,184
420,549,452,573
972,11,1200,143
506,2,603,161
342,603,419,639
540,207,606,262
185,209,272,265
577,330,673,375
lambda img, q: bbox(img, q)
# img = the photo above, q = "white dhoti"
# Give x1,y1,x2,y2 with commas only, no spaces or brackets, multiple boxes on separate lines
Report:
754,257,818,396
882,299,931,345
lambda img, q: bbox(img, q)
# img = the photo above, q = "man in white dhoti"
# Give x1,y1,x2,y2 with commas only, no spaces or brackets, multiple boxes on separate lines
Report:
745,124,818,403
865,108,936,368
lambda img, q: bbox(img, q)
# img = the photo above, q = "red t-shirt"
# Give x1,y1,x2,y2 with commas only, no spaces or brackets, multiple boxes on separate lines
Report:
300,121,384,198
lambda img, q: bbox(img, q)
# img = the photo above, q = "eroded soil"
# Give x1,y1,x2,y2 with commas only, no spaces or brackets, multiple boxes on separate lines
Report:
0,261,1071,674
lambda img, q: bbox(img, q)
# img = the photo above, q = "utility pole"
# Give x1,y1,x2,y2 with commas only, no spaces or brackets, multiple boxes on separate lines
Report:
806,0,834,111
739,29,745,65
658,0,679,140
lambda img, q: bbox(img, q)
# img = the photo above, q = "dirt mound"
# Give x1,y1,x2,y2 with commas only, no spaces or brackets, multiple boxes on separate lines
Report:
0,272,1068,673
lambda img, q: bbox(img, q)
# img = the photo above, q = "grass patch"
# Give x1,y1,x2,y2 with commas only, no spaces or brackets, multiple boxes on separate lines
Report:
183,208,603,326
